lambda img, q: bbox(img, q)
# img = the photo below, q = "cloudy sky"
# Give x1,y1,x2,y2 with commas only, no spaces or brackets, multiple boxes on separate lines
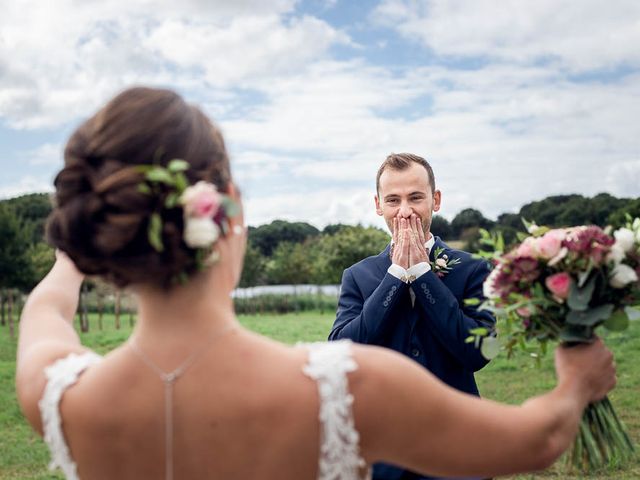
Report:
1,0,639,230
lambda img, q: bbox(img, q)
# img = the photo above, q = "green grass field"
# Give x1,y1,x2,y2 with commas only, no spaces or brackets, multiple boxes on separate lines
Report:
1,312,638,479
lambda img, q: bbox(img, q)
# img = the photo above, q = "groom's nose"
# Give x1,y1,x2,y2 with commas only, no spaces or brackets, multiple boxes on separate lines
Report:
398,203,413,218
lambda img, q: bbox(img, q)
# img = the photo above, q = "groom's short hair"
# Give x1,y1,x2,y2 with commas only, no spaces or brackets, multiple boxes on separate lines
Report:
376,153,435,194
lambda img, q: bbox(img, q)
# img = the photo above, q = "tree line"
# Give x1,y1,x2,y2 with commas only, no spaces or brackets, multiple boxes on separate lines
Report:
1,192,639,295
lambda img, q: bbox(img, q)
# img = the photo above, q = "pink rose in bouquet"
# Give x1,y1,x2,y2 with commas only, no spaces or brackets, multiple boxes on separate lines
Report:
545,272,571,300
536,230,564,259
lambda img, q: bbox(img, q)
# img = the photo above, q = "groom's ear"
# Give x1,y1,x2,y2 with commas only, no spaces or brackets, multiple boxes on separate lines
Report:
374,195,383,216
432,190,442,212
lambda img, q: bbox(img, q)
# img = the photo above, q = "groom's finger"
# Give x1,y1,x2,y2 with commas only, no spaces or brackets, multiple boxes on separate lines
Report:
402,221,411,256
415,215,426,245
392,217,398,245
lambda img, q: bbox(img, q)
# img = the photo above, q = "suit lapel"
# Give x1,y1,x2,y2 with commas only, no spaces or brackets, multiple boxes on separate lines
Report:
374,243,392,277
430,236,449,261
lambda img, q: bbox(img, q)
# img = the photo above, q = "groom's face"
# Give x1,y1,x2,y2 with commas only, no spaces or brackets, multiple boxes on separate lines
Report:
375,162,441,236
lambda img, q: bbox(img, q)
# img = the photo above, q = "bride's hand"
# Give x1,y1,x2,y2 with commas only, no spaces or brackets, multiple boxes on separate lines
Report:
555,337,617,404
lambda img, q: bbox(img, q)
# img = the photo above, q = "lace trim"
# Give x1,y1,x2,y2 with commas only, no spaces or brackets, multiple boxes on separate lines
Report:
302,340,369,480
38,351,102,480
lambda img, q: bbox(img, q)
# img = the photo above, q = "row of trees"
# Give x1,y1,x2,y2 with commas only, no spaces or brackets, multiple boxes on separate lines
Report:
241,222,389,286
431,193,640,249
1,192,639,295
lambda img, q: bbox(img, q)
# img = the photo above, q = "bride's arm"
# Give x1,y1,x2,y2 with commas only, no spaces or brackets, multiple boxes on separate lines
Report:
16,251,89,432
352,339,615,478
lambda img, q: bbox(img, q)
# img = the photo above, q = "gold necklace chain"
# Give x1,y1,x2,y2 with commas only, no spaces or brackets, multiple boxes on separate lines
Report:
128,324,236,480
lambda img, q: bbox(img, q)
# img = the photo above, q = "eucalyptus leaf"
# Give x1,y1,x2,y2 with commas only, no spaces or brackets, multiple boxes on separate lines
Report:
222,197,241,217
496,232,505,253
167,159,189,173
469,327,488,336
464,298,481,306
146,168,175,185
533,226,549,237
137,183,151,195
480,336,500,360
464,336,475,344
165,192,179,209
577,269,592,288
175,172,188,192
566,304,614,326
521,217,533,230
559,325,592,343
567,276,596,311
604,309,630,332
148,213,164,252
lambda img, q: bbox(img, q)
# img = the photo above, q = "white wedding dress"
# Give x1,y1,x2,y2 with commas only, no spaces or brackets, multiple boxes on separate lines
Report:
38,340,371,480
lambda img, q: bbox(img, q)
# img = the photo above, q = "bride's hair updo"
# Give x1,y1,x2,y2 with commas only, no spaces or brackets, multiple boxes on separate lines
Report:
47,87,231,288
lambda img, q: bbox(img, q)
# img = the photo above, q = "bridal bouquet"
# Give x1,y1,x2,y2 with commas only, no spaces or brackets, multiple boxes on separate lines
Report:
471,217,640,471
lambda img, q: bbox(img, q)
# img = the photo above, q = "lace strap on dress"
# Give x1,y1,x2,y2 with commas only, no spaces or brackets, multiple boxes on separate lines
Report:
302,340,367,480
38,351,102,480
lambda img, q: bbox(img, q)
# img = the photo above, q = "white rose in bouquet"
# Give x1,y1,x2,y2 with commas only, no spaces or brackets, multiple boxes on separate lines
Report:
613,227,635,253
609,263,638,288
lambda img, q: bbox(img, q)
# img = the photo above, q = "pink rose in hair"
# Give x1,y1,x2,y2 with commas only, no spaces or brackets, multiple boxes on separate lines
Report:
537,230,565,259
181,181,221,218
545,272,571,300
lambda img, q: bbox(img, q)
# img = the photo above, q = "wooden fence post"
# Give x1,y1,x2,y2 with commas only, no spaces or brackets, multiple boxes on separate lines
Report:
8,290,14,339
1,289,5,326
78,282,89,333
97,294,104,331
114,291,121,330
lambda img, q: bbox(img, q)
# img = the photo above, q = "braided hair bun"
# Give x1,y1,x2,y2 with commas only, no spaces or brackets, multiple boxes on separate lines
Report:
46,87,231,288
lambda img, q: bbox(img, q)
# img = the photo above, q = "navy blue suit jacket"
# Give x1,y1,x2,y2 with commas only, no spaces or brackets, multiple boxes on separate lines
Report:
328,237,495,480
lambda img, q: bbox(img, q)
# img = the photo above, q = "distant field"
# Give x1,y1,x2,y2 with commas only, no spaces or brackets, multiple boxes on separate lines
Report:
0,312,638,479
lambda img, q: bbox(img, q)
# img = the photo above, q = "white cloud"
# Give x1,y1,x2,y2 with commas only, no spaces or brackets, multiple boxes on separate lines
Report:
25,142,64,166
373,0,640,72
0,175,53,200
605,160,640,198
144,15,350,87
0,0,346,128
244,188,387,229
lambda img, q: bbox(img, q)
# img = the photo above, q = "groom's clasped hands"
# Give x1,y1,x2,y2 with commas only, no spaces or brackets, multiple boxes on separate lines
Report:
391,214,429,270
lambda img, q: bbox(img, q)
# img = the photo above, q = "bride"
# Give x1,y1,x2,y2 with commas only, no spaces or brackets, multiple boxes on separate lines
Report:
16,87,616,480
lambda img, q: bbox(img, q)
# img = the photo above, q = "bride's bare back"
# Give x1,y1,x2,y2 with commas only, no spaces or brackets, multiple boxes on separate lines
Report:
58,333,326,479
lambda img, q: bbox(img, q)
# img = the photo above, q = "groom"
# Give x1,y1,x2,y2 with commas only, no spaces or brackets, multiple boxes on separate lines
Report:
328,153,495,480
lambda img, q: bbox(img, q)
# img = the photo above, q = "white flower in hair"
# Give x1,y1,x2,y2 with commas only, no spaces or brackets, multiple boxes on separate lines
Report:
184,217,220,248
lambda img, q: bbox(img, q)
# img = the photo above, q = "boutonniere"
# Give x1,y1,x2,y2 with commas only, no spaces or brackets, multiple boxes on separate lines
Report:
431,246,461,277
